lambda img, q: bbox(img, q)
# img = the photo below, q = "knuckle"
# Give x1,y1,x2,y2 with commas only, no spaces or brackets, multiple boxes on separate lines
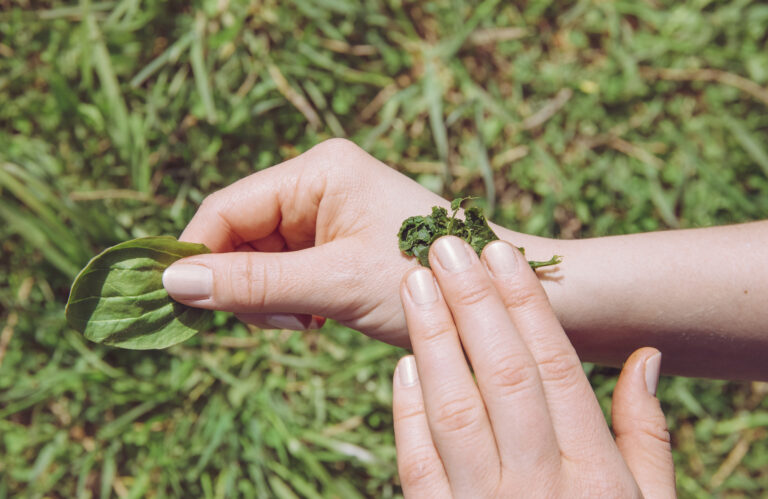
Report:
634,418,673,447
398,447,443,485
580,477,639,499
646,427,673,448
226,254,268,310
417,321,456,345
303,138,369,188
503,282,542,311
199,191,233,221
431,396,484,436
199,192,240,246
310,137,361,162
199,192,220,211
487,358,540,398
453,281,494,307
393,406,424,426
535,349,582,386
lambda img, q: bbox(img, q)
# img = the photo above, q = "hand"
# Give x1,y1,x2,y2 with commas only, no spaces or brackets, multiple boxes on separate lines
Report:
393,236,676,498
162,138,450,346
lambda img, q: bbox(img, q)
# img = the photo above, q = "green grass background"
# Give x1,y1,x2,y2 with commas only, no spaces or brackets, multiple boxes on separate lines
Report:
2,0,768,497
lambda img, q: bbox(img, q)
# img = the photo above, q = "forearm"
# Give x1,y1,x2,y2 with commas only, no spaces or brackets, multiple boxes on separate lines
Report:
494,221,768,380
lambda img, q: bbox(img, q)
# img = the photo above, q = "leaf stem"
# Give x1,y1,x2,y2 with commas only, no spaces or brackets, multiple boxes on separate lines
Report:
528,255,563,269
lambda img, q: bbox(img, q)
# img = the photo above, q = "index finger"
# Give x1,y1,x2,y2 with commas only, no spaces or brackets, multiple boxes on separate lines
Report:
180,141,342,252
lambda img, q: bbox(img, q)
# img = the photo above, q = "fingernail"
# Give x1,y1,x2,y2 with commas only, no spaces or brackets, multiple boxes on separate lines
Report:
433,237,472,272
644,352,662,396
483,241,519,277
309,315,326,329
398,356,418,387
406,269,438,305
265,314,310,331
162,264,212,300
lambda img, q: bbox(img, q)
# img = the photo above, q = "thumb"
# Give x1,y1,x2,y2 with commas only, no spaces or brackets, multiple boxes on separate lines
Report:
162,240,355,320
612,347,676,498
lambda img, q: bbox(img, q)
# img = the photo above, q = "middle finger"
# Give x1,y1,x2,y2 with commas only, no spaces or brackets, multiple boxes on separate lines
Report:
427,236,561,474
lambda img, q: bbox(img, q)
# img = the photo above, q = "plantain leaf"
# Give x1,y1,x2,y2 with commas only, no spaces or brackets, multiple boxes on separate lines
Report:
65,236,213,350
398,198,562,269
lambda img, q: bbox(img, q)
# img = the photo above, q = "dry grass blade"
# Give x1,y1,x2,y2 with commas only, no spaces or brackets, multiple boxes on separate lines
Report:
360,84,398,122
522,88,573,130
492,146,529,169
640,67,768,107
320,39,377,56
69,189,153,202
608,137,665,169
469,27,529,45
268,64,321,129
710,428,765,489
0,312,18,369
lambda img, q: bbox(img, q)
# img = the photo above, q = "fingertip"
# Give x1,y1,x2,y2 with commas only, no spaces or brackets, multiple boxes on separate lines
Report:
162,262,213,301
428,235,477,273
481,239,523,257
644,351,662,397
613,347,675,498
395,355,419,388
481,240,524,278
624,346,661,365
402,267,440,307
400,266,425,289
178,225,231,252
621,347,662,397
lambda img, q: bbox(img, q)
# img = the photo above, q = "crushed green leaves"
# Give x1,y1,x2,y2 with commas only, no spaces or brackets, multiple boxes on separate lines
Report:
398,197,562,269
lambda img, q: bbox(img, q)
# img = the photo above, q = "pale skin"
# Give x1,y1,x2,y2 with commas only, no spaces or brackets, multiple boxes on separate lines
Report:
392,236,675,497
163,138,768,381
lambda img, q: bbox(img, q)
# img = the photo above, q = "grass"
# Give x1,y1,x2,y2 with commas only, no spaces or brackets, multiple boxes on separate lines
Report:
1,0,768,497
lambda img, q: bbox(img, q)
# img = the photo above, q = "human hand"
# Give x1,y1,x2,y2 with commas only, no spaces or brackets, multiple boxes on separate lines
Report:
393,236,676,498
162,138,453,346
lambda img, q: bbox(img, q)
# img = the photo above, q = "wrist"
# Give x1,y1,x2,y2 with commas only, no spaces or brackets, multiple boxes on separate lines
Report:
491,224,583,351
491,224,570,263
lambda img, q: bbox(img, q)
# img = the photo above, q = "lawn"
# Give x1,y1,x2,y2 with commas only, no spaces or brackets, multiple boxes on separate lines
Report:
1,0,768,497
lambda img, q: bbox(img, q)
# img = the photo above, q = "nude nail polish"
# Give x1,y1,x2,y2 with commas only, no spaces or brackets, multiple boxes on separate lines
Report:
433,237,472,272
645,352,662,396
406,269,438,305
162,264,212,300
483,241,519,277
398,356,418,387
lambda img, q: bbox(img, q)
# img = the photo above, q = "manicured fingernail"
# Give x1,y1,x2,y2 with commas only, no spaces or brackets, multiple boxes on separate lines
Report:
644,352,662,396
265,314,310,331
162,264,212,300
433,236,472,272
398,356,418,387
406,269,438,304
310,315,326,329
483,241,519,277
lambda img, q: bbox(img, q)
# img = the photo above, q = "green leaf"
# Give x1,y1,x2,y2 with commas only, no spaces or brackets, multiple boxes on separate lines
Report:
450,196,474,212
463,206,499,254
398,198,562,270
65,236,213,349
